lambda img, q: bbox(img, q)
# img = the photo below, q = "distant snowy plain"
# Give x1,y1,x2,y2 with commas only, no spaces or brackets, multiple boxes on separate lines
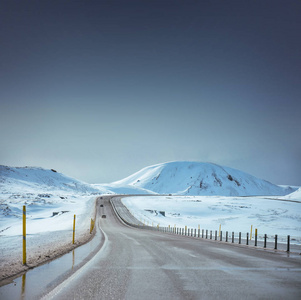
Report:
122,193,301,243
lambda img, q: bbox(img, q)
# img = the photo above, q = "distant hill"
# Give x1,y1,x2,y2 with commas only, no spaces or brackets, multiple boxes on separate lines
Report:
0,165,106,194
112,161,295,196
283,187,301,200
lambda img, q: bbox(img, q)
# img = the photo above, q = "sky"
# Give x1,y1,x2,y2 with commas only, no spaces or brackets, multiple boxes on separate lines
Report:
0,0,300,186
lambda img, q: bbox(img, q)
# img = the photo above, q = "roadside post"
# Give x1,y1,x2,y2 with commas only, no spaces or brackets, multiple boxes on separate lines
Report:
73,215,76,244
250,225,253,240
90,218,95,234
23,205,26,265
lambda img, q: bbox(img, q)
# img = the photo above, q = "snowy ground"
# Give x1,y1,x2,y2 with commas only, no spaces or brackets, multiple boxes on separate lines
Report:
0,192,98,281
122,194,301,244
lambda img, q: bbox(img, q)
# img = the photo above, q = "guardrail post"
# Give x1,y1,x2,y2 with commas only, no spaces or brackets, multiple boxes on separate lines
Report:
226,231,228,242
264,234,267,248
246,233,249,245
220,231,222,241
194,229,196,237
239,232,241,244
274,234,278,250
215,230,217,240
202,229,204,238
287,235,290,252
206,229,208,239
210,230,212,239
255,229,258,246
23,205,26,265
198,227,200,238
232,232,234,243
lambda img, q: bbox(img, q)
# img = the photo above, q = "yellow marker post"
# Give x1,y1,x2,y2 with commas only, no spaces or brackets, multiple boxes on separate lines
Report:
219,224,221,237
90,218,95,234
250,225,253,240
72,215,76,244
23,205,26,265
255,228,258,246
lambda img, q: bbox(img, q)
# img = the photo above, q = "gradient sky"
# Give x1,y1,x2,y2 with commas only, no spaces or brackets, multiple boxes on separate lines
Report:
1,1,300,185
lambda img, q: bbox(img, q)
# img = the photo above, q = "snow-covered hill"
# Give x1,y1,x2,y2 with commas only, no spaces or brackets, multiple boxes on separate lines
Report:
283,187,301,201
0,165,107,194
112,161,295,196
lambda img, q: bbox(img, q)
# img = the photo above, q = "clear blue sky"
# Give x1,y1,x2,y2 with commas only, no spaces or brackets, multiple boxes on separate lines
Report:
1,0,300,185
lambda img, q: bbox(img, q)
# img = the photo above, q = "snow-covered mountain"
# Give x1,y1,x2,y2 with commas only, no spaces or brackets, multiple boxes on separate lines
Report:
112,161,295,196
0,165,106,194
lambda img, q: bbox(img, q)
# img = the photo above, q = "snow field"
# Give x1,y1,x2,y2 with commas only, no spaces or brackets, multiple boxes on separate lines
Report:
121,195,301,244
0,194,97,280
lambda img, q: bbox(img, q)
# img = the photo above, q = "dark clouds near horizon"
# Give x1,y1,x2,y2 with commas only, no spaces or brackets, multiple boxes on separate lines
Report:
0,0,300,185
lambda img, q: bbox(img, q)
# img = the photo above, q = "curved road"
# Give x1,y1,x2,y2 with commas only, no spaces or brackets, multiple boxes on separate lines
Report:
43,196,301,300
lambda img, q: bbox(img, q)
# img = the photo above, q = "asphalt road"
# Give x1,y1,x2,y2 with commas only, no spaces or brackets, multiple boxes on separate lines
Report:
43,196,301,300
